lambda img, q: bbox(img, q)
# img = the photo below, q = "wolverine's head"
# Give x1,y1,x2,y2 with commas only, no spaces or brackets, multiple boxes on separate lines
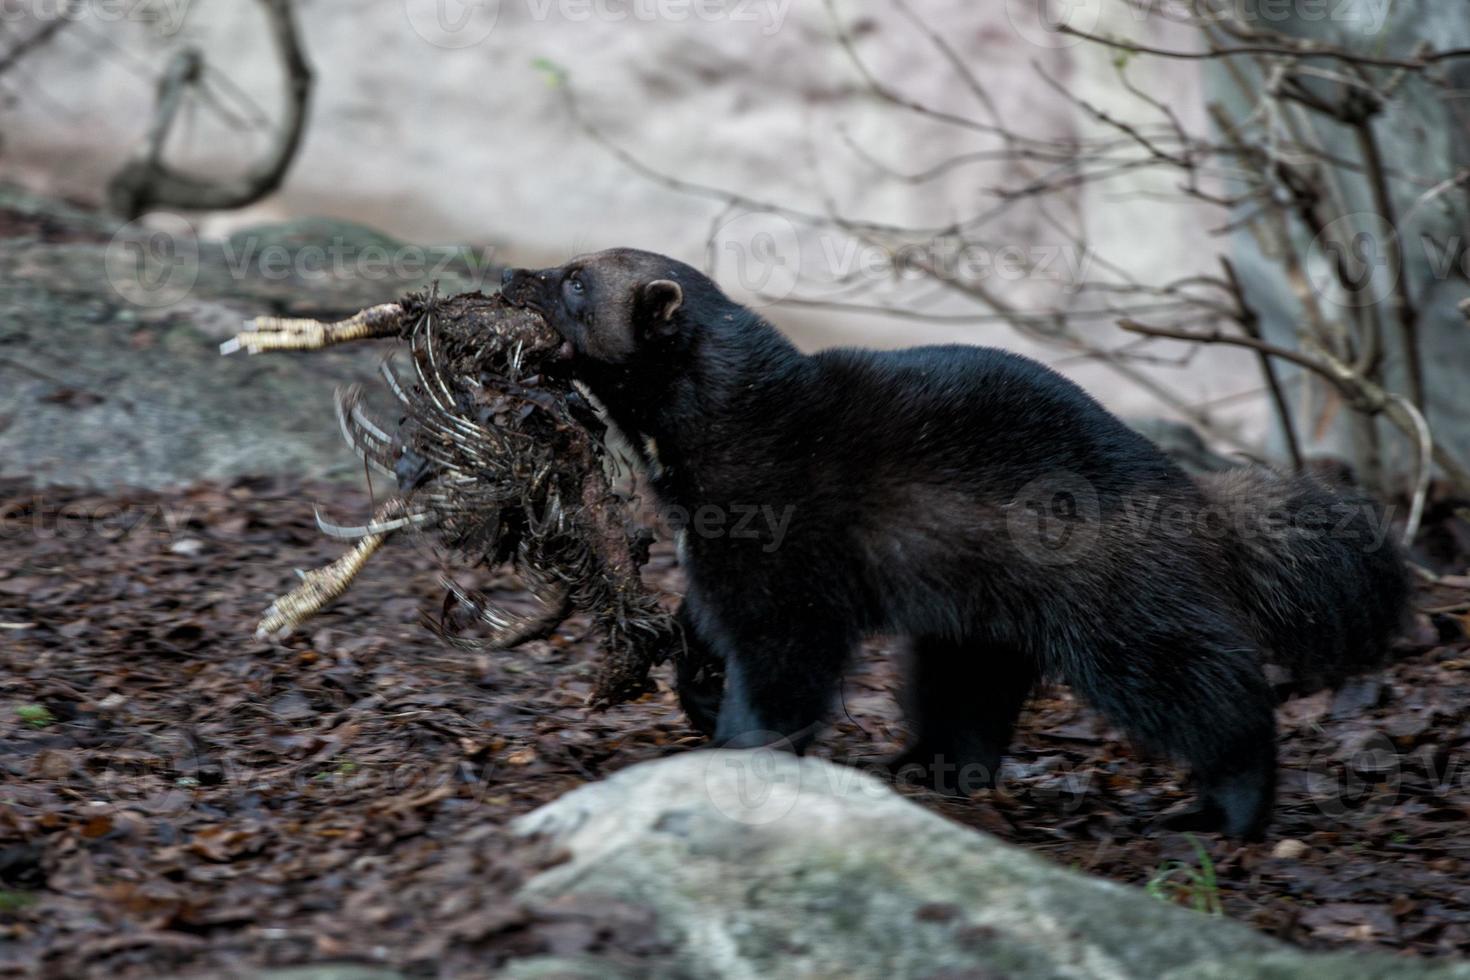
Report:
500,248,713,365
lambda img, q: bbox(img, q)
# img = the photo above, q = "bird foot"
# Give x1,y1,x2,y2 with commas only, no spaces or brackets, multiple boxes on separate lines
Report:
220,303,406,356
255,512,399,640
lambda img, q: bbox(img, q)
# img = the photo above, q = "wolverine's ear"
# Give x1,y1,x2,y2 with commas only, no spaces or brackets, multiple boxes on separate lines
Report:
636,279,683,333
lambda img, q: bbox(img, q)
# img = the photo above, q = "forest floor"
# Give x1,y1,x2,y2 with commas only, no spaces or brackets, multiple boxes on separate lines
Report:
2,476,1469,977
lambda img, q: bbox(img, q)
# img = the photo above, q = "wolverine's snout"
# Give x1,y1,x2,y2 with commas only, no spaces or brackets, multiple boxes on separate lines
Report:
499,267,545,310
500,267,579,358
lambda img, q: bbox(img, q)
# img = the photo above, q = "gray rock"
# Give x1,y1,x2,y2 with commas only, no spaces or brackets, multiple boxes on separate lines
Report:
0,189,502,489
180,968,406,980
0,181,124,241
512,751,1470,980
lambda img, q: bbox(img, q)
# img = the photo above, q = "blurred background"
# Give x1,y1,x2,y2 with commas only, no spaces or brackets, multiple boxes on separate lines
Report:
3,0,1465,498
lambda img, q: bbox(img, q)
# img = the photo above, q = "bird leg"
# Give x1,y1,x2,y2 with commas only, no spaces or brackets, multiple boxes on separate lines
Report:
434,578,575,651
220,303,406,355
255,501,404,640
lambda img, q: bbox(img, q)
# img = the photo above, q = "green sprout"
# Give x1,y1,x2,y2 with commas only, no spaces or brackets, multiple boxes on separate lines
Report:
1146,834,1223,916
0,890,38,913
17,705,55,729
532,56,569,88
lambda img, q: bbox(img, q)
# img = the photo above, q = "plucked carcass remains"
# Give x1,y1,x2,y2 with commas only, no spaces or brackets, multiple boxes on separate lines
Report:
221,289,693,708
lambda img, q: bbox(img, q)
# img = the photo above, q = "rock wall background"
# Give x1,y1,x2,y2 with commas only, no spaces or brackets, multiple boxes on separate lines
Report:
4,1,1467,466
1,0,1268,437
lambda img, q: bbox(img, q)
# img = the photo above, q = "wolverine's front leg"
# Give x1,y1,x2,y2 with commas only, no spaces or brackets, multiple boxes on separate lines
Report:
706,608,855,752
673,600,725,737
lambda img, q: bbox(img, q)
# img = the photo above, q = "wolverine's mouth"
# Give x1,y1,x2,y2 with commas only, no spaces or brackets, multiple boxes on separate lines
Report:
498,269,546,314
500,287,541,314
498,270,578,361
502,290,573,360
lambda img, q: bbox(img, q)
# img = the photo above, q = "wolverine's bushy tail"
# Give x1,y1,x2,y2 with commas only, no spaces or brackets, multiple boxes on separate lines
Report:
1196,468,1412,690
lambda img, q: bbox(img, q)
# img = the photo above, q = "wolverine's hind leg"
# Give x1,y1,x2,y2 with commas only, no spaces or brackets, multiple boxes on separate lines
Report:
890,637,1037,796
1063,624,1277,839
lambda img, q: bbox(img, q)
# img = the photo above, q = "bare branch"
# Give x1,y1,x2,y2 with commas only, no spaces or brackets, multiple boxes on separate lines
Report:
106,0,314,219
1222,257,1303,472
0,3,77,78
1055,24,1470,71
1390,394,1433,545
1119,319,1470,495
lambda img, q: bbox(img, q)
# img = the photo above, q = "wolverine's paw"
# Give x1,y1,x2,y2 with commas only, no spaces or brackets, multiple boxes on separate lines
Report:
674,662,725,738
886,745,1000,797
1153,801,1227,835
1153,799,1267,841
709,718,825,753
709,729,798,751
676,683,722,738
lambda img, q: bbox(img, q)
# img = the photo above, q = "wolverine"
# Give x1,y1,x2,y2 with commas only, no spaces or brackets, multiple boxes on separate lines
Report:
501,248,1410,839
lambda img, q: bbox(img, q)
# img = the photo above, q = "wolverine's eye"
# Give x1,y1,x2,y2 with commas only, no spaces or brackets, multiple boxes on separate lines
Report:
562,274,590,318
561,274,585,308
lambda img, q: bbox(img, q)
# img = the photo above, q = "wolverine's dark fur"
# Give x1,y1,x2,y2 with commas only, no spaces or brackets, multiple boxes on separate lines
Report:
502,248,1411,838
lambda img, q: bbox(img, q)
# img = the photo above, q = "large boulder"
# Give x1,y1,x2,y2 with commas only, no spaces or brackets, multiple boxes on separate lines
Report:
510,751,1470,980
0,188,496,488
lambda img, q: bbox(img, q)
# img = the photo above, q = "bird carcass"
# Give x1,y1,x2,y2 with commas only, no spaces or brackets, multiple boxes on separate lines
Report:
220,290,685,707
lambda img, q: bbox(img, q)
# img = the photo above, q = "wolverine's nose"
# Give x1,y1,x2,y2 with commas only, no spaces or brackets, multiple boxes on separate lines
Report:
500,267,533,305
500,267,547,313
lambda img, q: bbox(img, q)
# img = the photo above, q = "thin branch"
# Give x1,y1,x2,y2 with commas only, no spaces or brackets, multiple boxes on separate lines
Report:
1119,319,1324,373
821,0,1008,140
0,3,77,77
1222,257,1303,471
1055,24,1470,71
106,0,313,219
1118,318,1470,494
1390,394,1432,545
1355,115,1424,412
